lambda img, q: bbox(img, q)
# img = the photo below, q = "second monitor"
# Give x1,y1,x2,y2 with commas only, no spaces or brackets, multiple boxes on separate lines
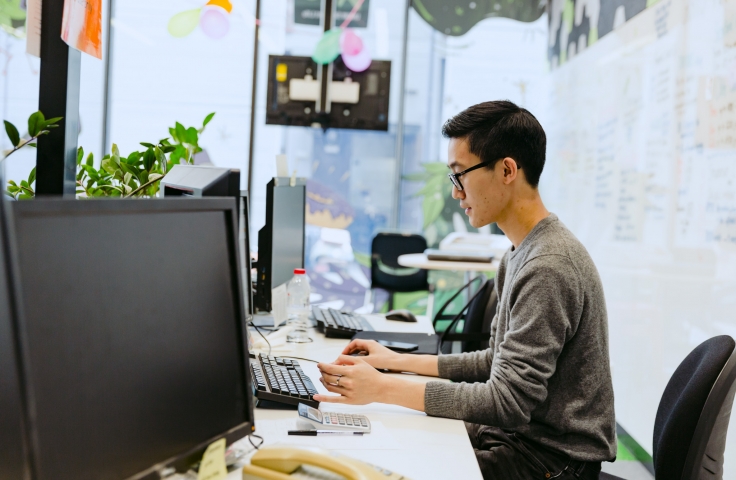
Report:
255,177,306,312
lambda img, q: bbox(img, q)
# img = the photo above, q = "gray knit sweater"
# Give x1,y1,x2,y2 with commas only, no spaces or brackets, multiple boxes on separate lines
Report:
424,214,616,462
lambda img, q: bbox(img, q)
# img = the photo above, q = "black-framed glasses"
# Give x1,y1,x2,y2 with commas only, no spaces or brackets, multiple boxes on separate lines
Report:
447,160,494,191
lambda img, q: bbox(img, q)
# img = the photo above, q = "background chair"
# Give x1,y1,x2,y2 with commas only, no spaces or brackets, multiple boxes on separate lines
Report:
601,335,736,480
433,276,497,353
370,232,430,311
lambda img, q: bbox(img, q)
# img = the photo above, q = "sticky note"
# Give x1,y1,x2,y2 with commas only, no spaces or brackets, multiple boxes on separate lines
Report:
197,438,227,480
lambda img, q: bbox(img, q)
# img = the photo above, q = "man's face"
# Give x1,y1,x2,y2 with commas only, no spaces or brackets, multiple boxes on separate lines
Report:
447,138,510,228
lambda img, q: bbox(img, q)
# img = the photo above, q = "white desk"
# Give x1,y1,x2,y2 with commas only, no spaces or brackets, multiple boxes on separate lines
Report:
398,253,499,273
229,314,483,479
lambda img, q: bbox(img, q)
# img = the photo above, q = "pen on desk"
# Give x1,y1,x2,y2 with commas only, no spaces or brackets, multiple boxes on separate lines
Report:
288,430,364,436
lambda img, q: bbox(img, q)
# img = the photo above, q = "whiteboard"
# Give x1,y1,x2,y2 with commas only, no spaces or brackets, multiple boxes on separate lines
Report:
537,0,736,473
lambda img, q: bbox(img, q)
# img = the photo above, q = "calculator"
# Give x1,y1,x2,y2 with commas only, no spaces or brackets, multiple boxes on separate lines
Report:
297,403,371,433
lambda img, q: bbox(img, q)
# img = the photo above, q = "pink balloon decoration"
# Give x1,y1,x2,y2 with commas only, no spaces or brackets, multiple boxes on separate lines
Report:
340,29,363,56
342,47,372,72
200,7,229,39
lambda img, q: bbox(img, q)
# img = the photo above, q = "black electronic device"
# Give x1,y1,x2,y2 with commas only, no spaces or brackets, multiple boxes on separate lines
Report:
239,190,254,315
385,309,418,323
251,354,319,409
0,193,31,480
376,340,418,352
161,164,240,199
255,177,306,312
11,198,254,480
266,54,391,131
311,307,375,339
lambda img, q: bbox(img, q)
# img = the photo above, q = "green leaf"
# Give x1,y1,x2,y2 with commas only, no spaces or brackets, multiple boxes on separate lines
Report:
184,126,198,145
159,138,170,146
402,172,430,182
111,143,121,166
148,173,163,182
20,180,29,188
143,147,156,171
76,147,84,165
140,142,154,148
153,146,165,170
413,175,444,198
27,143,36,148
28,111,45,137
18,193,33,200
43,116,62,128
86,153,94,167
126,151,141,165
28,167,36,186
4,120,20,147
8,180,16,186
203,112,215,127
101,158,118,176
168,127,178,143
123,172,132,185
422,190,445,229
174,123,186,144
162,145,176,153
139,171,149,184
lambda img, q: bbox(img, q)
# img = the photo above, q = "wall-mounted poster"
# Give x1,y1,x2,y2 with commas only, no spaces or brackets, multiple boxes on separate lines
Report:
294,0,370,28
61,0,102,59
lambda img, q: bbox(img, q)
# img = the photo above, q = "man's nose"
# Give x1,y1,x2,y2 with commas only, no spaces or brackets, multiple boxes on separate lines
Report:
451,185,464,200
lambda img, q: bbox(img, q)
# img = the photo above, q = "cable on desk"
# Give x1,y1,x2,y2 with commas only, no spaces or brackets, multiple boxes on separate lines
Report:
248,321,271,356
248,433,264,450
282,355,320,364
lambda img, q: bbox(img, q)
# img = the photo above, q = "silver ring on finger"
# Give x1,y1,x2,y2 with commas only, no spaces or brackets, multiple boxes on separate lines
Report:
336,376,341,386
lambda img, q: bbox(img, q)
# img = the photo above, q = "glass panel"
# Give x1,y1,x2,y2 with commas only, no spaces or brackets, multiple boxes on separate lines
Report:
250,0,408,313
0,2,40,187
107,0,255,178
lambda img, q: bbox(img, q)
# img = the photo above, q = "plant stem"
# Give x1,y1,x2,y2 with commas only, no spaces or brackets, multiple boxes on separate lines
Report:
2,135,40,161
125,174,165,198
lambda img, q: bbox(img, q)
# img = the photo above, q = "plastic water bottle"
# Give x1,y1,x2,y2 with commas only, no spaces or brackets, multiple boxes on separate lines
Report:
286,268,311,343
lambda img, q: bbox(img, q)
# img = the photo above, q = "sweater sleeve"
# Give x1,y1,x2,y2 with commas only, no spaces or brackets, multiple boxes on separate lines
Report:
424,256,583,427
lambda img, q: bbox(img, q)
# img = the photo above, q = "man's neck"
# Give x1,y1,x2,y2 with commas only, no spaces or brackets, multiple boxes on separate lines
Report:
496,192,550,248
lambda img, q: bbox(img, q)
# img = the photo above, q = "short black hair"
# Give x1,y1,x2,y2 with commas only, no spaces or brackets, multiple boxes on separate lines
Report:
441,100,546,187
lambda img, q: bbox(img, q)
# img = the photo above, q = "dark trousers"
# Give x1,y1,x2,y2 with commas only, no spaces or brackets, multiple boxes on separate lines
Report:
466,423,602,479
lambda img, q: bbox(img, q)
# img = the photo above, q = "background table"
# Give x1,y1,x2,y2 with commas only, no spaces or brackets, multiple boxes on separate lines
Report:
397,253,499,273
228,314,483,479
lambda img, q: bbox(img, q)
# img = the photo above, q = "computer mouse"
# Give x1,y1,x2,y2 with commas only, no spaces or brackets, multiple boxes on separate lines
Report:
385,309,417,322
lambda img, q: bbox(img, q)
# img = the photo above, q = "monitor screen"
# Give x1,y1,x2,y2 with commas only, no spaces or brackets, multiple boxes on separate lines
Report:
0,200,29,480
11,198,253,480
271,182,306,289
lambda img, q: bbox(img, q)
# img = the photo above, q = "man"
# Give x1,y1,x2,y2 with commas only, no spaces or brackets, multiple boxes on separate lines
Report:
314,100,616,479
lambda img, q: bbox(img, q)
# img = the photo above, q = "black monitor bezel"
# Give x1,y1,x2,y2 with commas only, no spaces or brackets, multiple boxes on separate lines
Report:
10,197,255,480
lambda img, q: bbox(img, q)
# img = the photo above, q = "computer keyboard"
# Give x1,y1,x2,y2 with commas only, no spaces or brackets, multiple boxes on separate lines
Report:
311,307,375,339
250,354,319,409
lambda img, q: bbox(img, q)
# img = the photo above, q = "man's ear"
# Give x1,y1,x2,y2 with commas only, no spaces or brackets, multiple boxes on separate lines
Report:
501,157,518,184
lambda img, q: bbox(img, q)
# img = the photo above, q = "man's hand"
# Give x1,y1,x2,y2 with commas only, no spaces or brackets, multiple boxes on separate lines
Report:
341,339,401,370
314,355,392,405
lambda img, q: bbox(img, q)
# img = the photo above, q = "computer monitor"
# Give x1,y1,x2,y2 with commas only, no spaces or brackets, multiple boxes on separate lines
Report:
255,177,306,312
0,197,31,480
161,165,252,314
161,164,240,199
239,190,254,315
11,198,254,480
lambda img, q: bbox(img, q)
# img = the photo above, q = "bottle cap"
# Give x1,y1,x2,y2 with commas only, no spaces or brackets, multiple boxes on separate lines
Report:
294,268,306,275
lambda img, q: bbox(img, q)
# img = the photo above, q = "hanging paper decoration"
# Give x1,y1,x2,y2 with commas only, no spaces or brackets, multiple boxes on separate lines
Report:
311,0,372,72
167,0,233,39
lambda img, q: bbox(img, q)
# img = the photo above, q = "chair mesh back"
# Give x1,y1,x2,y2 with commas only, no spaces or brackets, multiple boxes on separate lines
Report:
653,335,736,480
460,279,495,352
370,233,428,293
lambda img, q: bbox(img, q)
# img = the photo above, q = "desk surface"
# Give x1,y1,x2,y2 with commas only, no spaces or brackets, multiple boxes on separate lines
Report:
398,253,499,273
230,314,483,479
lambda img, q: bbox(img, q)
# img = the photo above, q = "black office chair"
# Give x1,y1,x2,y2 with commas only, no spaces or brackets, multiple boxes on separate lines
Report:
433,276,497,353
601,335,736,480
370,232,430,311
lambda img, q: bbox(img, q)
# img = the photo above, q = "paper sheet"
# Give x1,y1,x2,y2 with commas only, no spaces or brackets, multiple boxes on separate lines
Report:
25,0,42,57
197,438,227,480
254,418,400,450
61,0,103,59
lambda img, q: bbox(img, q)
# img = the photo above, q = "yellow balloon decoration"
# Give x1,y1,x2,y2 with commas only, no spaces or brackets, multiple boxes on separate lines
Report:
206,0,233,13
167,9,201,38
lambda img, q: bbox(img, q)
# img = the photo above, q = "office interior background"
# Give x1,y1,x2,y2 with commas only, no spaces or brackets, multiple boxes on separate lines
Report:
1,0,735,476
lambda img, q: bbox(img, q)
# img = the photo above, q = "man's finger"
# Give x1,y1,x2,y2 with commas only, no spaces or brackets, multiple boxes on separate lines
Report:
335,354,362,366
317,362,347,375
320,377,345,393
313,393,347,403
